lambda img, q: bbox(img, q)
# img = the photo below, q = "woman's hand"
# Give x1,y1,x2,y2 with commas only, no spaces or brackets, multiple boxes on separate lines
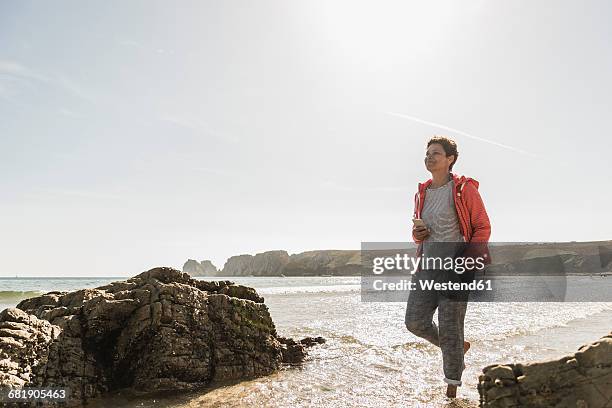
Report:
413,225,430,241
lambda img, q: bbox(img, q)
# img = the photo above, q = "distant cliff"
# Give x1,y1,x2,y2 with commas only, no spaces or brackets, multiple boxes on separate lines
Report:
223,250,290,277
183,250,361,277
221,250,362,277
282,250,361,276
182,241,612,277
182,259,220,276
485,242,611,275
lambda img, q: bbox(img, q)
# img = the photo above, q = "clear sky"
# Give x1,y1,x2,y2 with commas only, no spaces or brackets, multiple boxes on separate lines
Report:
1,0,611,277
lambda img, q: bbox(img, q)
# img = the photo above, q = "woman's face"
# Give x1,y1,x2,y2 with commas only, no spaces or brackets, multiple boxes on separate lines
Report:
424,143,454,173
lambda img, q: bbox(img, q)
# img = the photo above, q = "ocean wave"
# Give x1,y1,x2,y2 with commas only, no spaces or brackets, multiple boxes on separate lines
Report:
468,302,612,341
0,290,44,303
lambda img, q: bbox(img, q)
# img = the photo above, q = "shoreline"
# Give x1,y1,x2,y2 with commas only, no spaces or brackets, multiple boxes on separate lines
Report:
1,276,610,407
501,305,612,359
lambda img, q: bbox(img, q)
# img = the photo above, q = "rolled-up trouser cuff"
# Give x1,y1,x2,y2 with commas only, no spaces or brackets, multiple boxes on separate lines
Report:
444,377,462,386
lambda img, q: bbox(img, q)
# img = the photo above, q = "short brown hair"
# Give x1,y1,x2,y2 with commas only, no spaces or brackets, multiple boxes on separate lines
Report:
427,136,459,171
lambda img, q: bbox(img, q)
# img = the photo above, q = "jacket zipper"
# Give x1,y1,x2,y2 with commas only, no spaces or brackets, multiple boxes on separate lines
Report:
454,182,469,242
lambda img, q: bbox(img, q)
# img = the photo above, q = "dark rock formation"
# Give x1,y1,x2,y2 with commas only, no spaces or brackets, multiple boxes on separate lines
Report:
0,268,323,406
278,336,326,364
182,259,219,276
478,331,612,407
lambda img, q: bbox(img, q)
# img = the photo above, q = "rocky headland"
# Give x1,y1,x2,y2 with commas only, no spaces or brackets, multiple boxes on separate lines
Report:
183,241,612,277
185,250,362,277
0,268,324,406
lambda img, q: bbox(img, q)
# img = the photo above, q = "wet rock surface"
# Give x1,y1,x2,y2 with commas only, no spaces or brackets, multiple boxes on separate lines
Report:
478,331,612,408
0,267,324,406
278,336,326,364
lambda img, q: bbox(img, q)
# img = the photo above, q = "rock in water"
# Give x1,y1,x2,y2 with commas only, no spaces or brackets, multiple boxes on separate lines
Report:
183,259,219,276
277,336,326,364
478,331,612,407
0,267,324,406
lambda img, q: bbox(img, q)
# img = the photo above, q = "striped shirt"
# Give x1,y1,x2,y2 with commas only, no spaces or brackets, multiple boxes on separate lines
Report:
421,179,464,262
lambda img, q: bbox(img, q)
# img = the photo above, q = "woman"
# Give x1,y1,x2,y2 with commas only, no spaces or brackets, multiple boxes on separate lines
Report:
405,136,491,398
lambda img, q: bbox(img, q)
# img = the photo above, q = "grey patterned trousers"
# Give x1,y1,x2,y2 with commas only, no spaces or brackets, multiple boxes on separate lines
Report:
404,269,468,386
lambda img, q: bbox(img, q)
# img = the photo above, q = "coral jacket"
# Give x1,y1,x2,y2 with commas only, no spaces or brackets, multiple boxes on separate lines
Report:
412,172,492,264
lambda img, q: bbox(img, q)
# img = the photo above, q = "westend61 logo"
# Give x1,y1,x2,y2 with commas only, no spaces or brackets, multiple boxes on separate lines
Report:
372,254,486,275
